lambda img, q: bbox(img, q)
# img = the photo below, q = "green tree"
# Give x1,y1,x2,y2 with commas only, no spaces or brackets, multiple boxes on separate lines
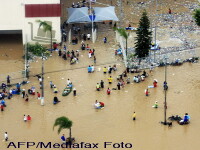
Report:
36,20,53,52
193,9,200,26
53,116,73,141
135,10,152,58
27,43,48,57
115,28,129,56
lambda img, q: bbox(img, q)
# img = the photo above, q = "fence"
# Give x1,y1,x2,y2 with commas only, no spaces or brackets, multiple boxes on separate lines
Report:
127,48,197,69
115,31,127,67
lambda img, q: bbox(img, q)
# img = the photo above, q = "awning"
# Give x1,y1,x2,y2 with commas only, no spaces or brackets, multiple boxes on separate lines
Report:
94,6,119,22
67,6,119,23
67,7,91,23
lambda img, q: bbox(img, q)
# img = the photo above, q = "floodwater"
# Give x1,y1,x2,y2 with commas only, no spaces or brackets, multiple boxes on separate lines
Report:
1,0,200,149
0,32,200,150
0,34,24,81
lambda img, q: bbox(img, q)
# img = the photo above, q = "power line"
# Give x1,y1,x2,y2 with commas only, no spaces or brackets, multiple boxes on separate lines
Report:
0,60,118,83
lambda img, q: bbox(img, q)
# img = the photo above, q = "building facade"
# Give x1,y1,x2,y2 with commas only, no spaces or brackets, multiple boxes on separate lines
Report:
0,0,61,44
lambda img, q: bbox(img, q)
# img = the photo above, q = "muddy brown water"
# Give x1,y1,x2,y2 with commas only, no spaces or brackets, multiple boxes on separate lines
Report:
0,34,23,81
1,0,200,149
0,33,200,150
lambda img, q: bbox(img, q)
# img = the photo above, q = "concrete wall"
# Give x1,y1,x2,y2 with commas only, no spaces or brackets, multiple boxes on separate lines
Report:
0,0,24,30
0,0,61,45
23,17,61,44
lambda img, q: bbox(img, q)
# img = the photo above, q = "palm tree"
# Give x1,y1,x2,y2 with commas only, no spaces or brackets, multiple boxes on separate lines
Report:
193,9,200,26
115,28,129,56
53,116,73,141
36,20,53,52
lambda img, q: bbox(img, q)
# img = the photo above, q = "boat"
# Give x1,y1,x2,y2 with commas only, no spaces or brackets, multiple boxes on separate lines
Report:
62,85,72,96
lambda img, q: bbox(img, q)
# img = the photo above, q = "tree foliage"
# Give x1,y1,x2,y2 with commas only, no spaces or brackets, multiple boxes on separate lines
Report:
53,116,73,139
135,10,152,58
36,20,53,51
115,28,129,40
36,20,52,32
193,9,200,26
25,43,49,60
114,27,129,55
27,43,47,56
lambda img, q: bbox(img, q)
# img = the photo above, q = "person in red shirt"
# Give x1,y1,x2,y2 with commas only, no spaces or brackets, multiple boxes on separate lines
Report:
27,115,31,121
99,102,104,107
25,94,29,101
37,92,41,99
145,89,149,96
53,43,59,50
107,88,111,95
0,104,4,111
86,44,90,50
169,8,172,14
153,80,157,87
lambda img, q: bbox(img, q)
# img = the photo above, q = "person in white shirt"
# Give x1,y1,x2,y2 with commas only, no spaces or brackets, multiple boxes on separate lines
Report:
87,33,91,40
4,132,8,141
133,76,137,82
149,64,154,73
94,100,100,108
88,52,92,58
73,88,76,96
91,65,95,72
39,78,42,82
135,77,139,83
31,86,36,95
24,114,27,122
67,79,71,85
141,75,145,81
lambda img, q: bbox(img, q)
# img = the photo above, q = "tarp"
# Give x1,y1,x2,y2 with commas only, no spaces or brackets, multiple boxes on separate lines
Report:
67,6,119,23
94,6,119,22
67,7,91,23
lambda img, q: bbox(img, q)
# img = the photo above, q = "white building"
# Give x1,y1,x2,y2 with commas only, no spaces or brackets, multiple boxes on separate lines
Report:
0,0,61,44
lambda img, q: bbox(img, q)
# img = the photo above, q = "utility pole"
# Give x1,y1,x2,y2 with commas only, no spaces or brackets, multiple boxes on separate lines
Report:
161,56,168,125
119,0,123,27
154,0,158,63
24,35,29,79
24,42,27,78
41,53,44,106
90,0,94,43
164,56,167,124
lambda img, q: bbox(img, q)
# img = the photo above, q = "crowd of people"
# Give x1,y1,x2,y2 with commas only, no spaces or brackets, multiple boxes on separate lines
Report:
58,48,79,64
71,0,87,8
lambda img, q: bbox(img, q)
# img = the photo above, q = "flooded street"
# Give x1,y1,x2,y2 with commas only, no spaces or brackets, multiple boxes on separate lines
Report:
0,34,23,80
1,0,200,149
0,32,200,150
